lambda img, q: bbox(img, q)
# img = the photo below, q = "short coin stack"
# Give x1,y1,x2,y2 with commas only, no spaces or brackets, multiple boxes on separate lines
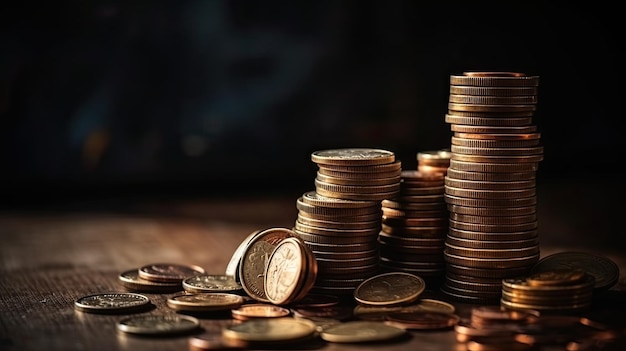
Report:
378,165,449,283
441,71,543,303
294,148,401,295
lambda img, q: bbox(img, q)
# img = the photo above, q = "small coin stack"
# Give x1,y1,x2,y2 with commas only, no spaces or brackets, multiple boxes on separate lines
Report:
441,71,543,303
501,269,595,313
294,148,401,295
377,150,450,284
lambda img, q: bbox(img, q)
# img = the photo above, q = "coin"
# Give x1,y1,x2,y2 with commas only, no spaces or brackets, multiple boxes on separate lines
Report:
166,292,244,312
354,272,426,306
74,292,151,314
183,274,243,293
225,230,261,281
239,227,296,302
116,314,200,335
384,311,460,330
525,268,587,287
353,298,455,321
223,317,316,342
311,148,395,166
320,320,406,343
118,268,181,293
189,332,247,350
264,237,317,305
529,251,620,291
230,303,291,320
138,262,206,283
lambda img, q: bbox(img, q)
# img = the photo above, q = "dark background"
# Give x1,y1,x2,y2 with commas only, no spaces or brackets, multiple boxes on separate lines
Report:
0,1,622,207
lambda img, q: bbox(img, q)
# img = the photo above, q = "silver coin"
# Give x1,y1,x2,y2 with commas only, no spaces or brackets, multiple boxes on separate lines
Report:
117,314,200,335
183,274,243,293
74,292,150,314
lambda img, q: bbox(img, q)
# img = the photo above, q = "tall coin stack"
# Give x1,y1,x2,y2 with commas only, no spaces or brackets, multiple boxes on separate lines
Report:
440,72,544,304
294,148,401,296
377,150,451,286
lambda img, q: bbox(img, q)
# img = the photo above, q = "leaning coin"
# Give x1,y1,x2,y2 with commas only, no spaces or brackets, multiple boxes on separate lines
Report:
138,262,206,283
167,292,244,312
320,320,406,343
118,269,181,293
183,274,243,293
74,292,151,314
116,314,200,336
354,272,425,306
530,251,620,291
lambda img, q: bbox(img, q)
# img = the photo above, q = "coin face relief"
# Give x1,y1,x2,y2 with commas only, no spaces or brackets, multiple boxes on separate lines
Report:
138,263,206,283
74,292,151,314
183,274,243,293
354,272,426,306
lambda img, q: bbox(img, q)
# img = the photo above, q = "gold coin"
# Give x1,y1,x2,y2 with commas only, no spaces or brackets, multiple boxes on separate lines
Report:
183,274,243,293
166,292,244,312
264,237,315,305
138,262,206,283
231,303,291,320
222,317,316,342
525,268,587,286
320,321,406,343
311,148,395,166
354,271,425,306
238,227,296,302
384,311,460,330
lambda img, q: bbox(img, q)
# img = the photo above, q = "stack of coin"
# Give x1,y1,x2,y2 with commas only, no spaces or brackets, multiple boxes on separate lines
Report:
293,148,401,295
441,71,543,303
119,262,206,293
378,170,448,282
501,269,595,312
416,149,451,175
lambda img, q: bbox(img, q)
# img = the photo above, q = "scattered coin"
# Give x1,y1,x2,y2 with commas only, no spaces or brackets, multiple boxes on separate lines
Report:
230,303,291,321
319,320,406,343
116,314,200,335
166,292,244,312
74,292,151,314
118,268,181,293
354,271,425,306
138,262,206,283
530,251,620,291
182,274,243,293
384,311,460,330
222,317,317,343
189,332,248,350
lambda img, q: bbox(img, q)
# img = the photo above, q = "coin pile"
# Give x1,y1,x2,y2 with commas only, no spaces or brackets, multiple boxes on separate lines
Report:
441,71,543,303
454,305,613,350
293,148,401,295
501,269,595,312
119,262,207,293
378,150,450,283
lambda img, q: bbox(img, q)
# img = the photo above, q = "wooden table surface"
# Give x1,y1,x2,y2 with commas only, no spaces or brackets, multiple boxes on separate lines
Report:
1,178,626,351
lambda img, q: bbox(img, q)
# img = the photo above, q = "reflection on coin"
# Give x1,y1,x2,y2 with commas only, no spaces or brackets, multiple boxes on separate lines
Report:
116,314,200,335
167,292,244,312
138,263,206,283
320,320,406,343
74,292,151,314
183,274,243,293
354,272,425,306
118,269,181,293
526,268,586,287
529,251,620,291
222,317,316,343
